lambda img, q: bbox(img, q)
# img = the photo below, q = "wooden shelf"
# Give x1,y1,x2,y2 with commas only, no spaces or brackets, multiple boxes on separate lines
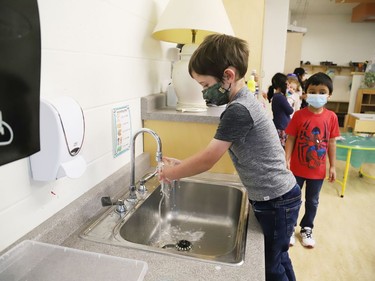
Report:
326,101,349,113
355,88,375,113
326,101,348,127
301,64,355,76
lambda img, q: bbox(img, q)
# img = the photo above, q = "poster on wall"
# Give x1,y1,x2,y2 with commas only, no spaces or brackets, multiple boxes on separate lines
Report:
0,0,41,166
112,105,131,158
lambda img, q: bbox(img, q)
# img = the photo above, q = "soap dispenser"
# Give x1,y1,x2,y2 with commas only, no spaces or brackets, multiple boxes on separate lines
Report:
30,96,86,181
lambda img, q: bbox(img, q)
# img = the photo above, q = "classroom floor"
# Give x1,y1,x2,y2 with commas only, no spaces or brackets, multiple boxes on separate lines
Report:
290,161,375,281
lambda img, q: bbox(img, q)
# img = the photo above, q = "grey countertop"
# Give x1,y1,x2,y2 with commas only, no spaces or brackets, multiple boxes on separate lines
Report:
141,93,226,124
3,153,265,281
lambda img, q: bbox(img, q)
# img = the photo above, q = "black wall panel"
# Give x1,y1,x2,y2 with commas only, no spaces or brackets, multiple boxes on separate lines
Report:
0,0,41,166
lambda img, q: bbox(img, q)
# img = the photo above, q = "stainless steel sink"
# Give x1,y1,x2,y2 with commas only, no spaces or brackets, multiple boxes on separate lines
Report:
81,176,249,265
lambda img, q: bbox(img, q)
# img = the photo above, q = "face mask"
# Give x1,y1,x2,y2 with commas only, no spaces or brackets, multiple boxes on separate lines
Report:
306,94,327,109
202,82,230,106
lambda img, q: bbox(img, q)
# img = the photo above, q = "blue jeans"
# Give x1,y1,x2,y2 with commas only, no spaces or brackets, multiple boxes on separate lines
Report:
250,184,301,281
295,176,324,229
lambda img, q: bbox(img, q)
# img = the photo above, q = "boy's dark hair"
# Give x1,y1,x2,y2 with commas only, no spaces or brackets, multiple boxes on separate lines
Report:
293,67,306,77
188,34,249,82
305,72,333,94
293,67,306,92
267,72,287,102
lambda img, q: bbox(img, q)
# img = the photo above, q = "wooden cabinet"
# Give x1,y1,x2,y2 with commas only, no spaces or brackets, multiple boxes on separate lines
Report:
326,101,348,127
326,101,349,114
355,88,375,113
144,120,235,174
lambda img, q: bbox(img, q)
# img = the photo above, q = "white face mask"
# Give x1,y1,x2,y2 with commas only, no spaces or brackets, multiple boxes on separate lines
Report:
306,94,327,109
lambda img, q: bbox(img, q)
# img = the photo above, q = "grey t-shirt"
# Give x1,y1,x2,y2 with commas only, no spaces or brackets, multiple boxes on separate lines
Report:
214,87,296,201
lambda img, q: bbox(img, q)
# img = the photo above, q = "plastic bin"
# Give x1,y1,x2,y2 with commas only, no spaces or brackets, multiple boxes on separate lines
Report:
0,240,148,281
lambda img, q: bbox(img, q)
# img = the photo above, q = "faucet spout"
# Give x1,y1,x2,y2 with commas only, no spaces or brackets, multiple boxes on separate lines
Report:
129,128,162,201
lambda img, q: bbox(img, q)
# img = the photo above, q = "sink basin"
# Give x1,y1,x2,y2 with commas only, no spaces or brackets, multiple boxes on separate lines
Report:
81,176,249,265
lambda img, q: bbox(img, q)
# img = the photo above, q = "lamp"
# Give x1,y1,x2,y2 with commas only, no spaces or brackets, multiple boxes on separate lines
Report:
152,0,234,112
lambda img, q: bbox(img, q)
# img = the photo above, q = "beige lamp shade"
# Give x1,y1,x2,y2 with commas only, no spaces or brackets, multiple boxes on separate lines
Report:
152,0,234,112
152,0,234,44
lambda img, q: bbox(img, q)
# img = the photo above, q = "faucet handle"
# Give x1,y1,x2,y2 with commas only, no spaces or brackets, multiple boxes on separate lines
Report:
101,196,114,207
138,182,147,193
101,196,127,214
115,199,126,214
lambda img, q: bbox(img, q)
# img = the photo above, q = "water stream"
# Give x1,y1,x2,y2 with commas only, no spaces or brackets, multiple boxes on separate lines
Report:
154,162,205,249
157,162,168,244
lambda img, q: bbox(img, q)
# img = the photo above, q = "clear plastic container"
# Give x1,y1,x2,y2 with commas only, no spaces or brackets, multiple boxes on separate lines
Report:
0,240,148,281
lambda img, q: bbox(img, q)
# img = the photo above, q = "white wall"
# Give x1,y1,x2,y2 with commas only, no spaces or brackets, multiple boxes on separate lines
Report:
0,0,173,252
260,0,290,112
296,14,375,65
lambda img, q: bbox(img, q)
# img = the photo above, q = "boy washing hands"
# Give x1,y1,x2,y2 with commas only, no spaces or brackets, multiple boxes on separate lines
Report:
159,34,301,281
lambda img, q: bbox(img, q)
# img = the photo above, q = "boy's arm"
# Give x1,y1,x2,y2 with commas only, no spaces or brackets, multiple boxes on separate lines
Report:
327,138,337,182
160,138,231,181
285,135,296,170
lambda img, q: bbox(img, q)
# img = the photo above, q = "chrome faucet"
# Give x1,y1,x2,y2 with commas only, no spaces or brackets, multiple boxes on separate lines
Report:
128,128,162,201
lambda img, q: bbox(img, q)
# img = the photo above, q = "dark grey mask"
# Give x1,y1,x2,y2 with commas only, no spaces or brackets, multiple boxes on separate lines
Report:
202,83,230,106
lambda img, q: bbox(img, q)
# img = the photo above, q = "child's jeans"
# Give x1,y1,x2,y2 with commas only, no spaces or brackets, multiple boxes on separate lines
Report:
295,176,324,229
250,184,301,281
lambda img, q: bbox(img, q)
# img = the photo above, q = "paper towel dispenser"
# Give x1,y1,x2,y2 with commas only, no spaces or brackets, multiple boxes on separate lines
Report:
30,97,86,181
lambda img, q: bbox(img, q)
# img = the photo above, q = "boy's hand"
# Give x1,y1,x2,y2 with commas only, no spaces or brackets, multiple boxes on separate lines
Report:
158,169,172,184
163,157,181,166
328,166,336,182
158,157,181,184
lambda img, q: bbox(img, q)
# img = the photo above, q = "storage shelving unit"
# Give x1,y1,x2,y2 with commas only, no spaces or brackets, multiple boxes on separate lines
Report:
355,88,375,113
326,101,349,113
326,101,348,127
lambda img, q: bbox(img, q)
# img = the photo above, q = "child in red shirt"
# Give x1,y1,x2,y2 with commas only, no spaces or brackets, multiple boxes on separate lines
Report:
285,72,340,248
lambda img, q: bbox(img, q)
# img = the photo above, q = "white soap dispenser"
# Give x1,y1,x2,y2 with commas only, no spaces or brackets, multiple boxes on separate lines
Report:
30,96,86,181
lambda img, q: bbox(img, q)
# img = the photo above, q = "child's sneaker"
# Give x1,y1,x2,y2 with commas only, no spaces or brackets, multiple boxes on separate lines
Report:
300,227,315,248
289,232,296,246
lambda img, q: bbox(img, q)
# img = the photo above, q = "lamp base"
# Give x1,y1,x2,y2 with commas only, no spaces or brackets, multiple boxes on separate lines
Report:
176,102,207,112
172,44,207,112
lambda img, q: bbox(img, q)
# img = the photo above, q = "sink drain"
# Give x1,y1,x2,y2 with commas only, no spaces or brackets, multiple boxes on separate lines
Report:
176,240,192,251
161,240,192,251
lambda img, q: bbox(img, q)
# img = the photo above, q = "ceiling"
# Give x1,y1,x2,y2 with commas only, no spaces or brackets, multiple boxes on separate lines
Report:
289,0,375,21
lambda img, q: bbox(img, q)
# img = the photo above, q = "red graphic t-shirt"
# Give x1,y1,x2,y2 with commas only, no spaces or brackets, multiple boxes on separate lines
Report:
285,107,340,179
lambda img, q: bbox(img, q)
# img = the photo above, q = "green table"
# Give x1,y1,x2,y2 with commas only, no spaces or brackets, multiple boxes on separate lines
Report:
336,132,375,197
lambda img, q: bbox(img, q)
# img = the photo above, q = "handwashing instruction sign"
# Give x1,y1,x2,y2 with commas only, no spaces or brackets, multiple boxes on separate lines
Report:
112,105,131,158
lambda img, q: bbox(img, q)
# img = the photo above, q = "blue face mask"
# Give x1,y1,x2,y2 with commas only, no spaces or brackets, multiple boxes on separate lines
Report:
202,82,230,106
306,94,327,109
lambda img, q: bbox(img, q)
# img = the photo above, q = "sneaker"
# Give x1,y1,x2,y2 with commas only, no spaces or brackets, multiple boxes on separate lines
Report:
300,227,315,248
289,232,296,246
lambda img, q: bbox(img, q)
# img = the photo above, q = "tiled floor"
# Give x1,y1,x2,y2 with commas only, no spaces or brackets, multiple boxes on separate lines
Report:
290,161,375,281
